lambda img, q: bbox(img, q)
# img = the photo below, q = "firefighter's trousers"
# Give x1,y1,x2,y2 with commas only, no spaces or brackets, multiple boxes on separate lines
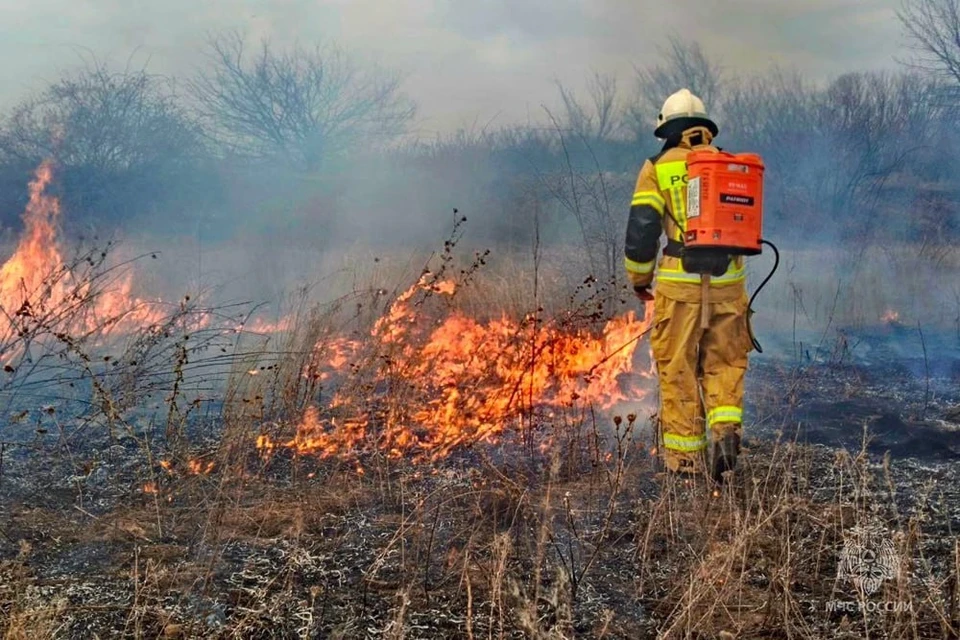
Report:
650,285,751,472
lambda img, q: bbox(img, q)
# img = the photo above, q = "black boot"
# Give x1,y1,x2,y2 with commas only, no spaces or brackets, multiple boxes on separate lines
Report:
710,432,741,484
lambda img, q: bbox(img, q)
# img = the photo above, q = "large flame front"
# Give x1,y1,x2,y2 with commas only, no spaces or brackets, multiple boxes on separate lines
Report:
1,159,655,462
259,277,655,461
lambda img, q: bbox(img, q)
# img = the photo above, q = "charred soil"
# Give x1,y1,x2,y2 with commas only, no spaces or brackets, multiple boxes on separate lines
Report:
2,345,960,639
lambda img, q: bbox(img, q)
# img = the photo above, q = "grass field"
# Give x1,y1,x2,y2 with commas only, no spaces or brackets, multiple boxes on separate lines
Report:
1,232,959,638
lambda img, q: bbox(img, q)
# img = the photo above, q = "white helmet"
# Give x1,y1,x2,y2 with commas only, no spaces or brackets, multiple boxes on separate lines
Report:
654,88,719,139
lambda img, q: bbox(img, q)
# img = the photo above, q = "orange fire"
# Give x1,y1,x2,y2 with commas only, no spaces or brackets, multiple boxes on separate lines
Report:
0,160,65,320
0,161,61,297
187,459,215,475
0,158,655,464
258,276,655,462
0,159,166,361
881,309,900,324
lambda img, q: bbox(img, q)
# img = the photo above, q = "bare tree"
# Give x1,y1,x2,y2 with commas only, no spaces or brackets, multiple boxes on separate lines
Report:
717,69,827,239
721,68,939,242
549,73,631,287
626,36,723,140
0,62,201,172
824,72,934,200
899,0,960,84
0,60,206,228
722,68,819,150
188,31,416,169
555,72,622,142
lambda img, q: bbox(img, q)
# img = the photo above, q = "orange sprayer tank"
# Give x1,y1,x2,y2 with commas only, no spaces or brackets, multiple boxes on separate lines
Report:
684,150,764,255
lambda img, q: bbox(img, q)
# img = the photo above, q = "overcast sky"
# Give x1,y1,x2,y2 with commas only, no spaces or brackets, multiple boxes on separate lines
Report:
0,0,906,136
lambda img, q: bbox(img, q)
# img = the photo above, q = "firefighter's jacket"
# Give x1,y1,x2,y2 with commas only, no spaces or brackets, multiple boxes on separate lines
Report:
624,137,746,304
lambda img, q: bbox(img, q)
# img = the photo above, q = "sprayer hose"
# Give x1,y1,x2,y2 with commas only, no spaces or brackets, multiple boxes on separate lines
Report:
747,239,780,353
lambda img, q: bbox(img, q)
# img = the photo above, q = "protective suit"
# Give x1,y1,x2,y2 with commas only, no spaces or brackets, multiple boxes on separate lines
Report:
624,89,750,481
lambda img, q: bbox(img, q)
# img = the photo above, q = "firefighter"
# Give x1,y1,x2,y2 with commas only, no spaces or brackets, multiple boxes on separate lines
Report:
624,88,751,483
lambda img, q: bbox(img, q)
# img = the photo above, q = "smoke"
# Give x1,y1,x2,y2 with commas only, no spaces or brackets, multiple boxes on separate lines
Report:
0,0,956,367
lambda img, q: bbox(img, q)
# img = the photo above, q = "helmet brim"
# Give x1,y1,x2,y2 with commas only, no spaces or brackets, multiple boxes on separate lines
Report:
654,116,719,140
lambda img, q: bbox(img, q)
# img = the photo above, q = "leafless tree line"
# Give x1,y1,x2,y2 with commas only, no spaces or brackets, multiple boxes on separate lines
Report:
0,30,416,231
0,8,957,251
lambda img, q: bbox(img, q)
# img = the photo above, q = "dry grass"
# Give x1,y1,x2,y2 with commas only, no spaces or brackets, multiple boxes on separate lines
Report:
1,235,959,638
3,424,958,638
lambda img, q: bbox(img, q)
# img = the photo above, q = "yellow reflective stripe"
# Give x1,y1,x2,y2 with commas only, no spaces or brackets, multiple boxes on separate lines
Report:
657,272,746,285
711,266,745,284
631,190,665,213
668,186,686,229
658,263,746,285
707,406,743,426
669,218,684,242
656,161,688,238
624,256,654,274
663,432,707,452
655,161,687,191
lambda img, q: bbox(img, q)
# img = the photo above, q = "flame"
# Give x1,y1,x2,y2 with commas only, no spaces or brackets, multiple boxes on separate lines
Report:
258,277,655,462
431,280,456,295
0,160,65,316
143,482,158,494
881,309,900,324
187,459,215,475
0,159,167,361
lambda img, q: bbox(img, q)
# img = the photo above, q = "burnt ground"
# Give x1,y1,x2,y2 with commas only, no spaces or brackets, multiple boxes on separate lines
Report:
1,325,959,639
748,322,960,460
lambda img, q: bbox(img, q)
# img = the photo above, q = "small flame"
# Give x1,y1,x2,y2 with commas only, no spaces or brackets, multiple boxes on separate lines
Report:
881,309,900,324
187,459,215,475
0,160,62,299
0,159,168,362
143,482,158,494
431,280,456,295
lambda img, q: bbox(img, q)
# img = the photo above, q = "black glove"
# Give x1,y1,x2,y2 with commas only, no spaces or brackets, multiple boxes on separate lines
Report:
634,285,654,302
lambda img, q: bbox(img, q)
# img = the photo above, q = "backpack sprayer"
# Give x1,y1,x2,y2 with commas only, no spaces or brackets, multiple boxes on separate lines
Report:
683,150,779,351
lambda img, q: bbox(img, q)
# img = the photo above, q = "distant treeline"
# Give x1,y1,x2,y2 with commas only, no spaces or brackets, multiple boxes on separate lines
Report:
0,16,957,281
